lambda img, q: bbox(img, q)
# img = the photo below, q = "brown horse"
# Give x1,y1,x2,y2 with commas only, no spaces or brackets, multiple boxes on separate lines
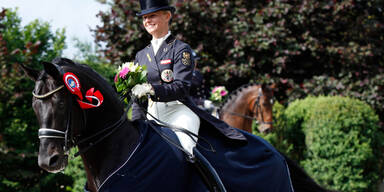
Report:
219,83,274,134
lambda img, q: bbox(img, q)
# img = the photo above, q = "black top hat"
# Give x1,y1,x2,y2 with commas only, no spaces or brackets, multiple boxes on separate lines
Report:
136,0,175,17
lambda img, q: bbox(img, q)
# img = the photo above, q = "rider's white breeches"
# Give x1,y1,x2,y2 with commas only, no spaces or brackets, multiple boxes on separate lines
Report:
147,100,200,155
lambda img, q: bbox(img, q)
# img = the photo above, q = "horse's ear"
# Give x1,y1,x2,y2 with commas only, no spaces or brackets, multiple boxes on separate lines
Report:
19,63,40,81
43,61,63,81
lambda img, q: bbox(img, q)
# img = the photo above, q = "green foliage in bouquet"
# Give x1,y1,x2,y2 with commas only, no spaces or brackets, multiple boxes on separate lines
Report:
114,62,147,102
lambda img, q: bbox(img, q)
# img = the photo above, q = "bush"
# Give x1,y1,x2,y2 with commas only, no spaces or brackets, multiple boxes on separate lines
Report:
285,96,384,192
283,97,318,161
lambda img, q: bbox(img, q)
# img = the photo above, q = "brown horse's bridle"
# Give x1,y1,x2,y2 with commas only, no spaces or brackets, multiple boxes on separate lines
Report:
221,87,273,126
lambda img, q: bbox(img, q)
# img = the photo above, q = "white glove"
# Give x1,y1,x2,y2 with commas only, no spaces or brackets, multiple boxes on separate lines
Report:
131,83,155,98
203,100,214,109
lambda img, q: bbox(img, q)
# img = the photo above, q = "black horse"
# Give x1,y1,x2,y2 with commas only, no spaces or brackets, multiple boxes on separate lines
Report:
21,58,333,192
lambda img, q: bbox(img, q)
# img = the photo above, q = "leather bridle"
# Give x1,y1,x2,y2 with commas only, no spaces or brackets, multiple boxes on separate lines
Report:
34,84,74,152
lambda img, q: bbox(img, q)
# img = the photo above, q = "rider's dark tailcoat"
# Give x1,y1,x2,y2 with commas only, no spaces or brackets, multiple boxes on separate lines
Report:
131,35,246,142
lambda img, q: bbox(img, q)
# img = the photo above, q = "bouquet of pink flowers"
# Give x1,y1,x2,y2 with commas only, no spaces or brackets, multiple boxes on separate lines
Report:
209,86,228,103
114,62,147,101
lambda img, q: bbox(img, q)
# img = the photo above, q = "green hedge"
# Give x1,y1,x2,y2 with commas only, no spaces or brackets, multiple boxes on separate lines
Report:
284,96,319,161
284,96,384,192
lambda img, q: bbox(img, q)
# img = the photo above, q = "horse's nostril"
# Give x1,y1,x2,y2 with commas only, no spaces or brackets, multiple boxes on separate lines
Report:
49,155,60,167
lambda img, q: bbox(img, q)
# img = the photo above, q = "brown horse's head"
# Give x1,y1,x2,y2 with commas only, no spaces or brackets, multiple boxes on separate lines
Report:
251,84,274,133
219,83,275,134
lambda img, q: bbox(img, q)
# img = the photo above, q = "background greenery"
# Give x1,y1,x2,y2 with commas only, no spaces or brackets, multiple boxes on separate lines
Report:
255,97,384,191
94,0,384,128
0,8,68,192
1,0,384,191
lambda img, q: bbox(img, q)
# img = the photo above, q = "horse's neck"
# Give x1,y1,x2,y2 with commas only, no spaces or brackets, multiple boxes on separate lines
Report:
221,90,254,130
225,91,252,114
80,115,140,191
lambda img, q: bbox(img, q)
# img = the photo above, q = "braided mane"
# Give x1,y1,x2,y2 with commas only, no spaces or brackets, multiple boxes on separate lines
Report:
218,82,261,114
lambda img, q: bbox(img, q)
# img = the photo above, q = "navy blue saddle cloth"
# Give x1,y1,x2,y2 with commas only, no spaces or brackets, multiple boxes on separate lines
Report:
98,120,293,192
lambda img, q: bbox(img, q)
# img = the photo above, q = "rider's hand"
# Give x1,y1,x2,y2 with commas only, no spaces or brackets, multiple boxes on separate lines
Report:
204,100,214,109
131,83,155,98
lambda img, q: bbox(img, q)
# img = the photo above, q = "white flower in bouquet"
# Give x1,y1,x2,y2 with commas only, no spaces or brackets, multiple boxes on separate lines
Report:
114,62,147,102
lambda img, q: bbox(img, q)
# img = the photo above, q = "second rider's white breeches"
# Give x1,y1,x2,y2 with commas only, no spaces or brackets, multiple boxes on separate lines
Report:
147,100,200,155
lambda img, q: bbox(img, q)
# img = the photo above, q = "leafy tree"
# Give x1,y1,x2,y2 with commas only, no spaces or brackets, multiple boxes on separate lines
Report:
93,0,384,127
72,38,116,84
0,8,69,191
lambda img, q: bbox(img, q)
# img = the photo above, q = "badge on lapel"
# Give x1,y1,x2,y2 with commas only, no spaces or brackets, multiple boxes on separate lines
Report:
161,69,174,82
146,53,152,62
182,52,191,66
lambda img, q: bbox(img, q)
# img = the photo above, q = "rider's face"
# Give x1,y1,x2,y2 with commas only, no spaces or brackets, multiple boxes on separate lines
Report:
142,10,170,38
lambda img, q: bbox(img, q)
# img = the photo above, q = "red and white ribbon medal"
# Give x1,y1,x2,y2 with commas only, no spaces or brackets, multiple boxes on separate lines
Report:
63,72,104,109
63,72,83,100
78,88,104,109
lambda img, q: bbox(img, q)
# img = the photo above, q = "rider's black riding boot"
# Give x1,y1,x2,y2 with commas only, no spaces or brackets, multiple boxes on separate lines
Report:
188,147,227,192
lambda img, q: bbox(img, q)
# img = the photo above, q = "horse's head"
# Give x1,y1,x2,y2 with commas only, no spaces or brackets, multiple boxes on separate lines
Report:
21,58,123,173
20,60,72,173
250,84,275,134
219,83,275,134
